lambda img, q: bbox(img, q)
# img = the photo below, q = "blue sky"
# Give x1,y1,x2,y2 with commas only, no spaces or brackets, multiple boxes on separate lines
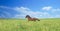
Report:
0,0,60,18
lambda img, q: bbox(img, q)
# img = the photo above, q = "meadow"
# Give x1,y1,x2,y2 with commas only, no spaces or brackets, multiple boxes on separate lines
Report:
0,18,60,31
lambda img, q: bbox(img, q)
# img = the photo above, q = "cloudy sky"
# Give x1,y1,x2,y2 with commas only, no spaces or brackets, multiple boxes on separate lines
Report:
0,0,60,18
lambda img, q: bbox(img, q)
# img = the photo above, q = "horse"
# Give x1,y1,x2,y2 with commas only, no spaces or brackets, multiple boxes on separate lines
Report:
25,15,40,21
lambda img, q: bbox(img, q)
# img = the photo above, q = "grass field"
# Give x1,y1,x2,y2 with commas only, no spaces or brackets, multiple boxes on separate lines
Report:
0,18,60,31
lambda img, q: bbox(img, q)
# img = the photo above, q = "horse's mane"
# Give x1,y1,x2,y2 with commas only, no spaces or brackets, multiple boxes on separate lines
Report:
26,15,31,18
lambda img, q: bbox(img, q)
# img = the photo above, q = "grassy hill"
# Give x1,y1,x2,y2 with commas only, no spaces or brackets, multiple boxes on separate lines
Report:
0,18,60,31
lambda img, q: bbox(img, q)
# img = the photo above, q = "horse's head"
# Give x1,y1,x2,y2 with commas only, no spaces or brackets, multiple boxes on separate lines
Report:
25,15,31,18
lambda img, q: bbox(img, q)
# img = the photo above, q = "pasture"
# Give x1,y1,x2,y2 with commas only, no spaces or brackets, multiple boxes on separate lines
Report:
0,18,60,31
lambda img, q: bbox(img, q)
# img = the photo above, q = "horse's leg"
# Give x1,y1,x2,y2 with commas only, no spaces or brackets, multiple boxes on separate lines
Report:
37,19,40,21
28,19,31,22
28,19,30,22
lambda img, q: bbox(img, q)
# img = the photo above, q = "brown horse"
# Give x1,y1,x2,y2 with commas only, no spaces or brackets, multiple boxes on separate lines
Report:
25,15,40,21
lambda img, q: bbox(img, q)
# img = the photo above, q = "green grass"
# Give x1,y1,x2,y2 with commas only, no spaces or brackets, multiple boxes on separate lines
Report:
0,18,60,31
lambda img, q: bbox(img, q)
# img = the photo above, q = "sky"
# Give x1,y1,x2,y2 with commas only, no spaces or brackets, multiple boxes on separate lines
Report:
0,0,60,18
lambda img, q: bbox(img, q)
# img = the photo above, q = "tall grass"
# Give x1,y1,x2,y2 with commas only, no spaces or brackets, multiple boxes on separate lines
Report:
0,18,60,31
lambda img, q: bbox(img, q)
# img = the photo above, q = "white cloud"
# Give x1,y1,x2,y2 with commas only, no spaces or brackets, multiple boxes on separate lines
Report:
0,6,8,8
42,6,60,14
14,6,60,18
0,6,12,9
0,6,60,18
0,14,5,18
0,11,11,18
13,14,25,18
55,15,60,18
42,6,60,12
4,11,11,16
42,6,52,11
51,8,60,13
13,7,52,18
13,7,30,13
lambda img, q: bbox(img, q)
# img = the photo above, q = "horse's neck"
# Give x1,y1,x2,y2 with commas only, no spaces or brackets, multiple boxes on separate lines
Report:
28,16,31,18
27,17,32,19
